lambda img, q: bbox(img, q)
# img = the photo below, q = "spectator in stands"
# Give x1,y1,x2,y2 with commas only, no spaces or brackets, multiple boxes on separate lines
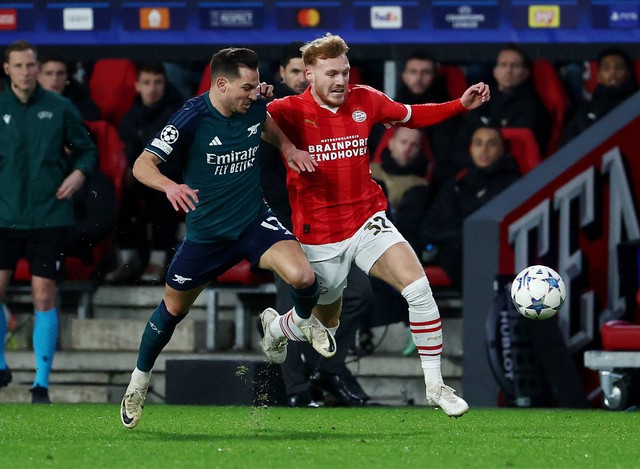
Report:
260,43,371,407
393,51,462,185
370,127,430,213
397,125,520,287
108,62,184,283
0,40,97,403
37,50,101,121
560,47,638,146
461,43,550,158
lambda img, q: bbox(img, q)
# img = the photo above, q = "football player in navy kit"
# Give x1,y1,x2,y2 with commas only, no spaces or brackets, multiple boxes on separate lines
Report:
120,47,335,428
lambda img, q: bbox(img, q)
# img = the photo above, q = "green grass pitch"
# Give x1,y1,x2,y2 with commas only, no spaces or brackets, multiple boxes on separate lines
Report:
0,404,638,468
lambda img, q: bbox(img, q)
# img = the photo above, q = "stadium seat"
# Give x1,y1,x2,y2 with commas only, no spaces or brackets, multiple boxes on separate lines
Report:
425,265,452,287
532,59,569,156
84,120,128,203
349,66,364,85
89,59,137,128
500,127,542,175
196,63,211,96
601,320,640,351
437,65,468,100
205,260,274,351
582,60,599,98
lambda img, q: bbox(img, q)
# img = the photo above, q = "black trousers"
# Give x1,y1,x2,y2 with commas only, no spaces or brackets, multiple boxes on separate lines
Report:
277,265,373,395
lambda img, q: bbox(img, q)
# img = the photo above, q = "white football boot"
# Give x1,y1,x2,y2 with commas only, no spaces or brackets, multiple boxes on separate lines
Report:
120,380,149,428
293,313,337,358
426,383,469,417
260,308,288,364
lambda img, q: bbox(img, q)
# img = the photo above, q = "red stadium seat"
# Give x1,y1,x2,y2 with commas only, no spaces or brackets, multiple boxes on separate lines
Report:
582,60,599,98
532,59,569,156
196,63,211,96
84,120,128,203
205,260,274,350
500,127,542,175
425,265,452,287
215,259,273,286
437,65,468,100
89,59,137,128
601,320,640,351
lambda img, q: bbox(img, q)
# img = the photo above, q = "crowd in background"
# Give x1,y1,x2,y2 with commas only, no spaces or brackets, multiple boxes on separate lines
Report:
26,43,636,290
1,41,638,405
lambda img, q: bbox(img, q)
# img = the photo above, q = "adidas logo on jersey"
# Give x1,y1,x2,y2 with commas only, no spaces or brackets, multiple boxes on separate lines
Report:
209,136,222,146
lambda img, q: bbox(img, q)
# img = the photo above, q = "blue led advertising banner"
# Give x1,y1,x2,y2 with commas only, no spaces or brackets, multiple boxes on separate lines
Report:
0,1,638,46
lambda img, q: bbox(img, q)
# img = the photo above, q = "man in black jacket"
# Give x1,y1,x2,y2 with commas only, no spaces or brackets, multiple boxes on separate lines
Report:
560,47,638,147
394,51,463,186
460,44,550,158
109,62,184,283
259,43,372,407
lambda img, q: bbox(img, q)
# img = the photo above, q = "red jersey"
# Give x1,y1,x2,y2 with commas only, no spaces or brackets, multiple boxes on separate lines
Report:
267,84,466,245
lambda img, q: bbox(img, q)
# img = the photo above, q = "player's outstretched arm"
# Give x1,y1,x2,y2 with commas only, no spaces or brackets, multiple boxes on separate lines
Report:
133,150,199,213
262,114,317,174
460,82,490,110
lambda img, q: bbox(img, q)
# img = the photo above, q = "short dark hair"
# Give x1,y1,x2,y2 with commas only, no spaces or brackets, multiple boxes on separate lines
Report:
280,42,304,68
136,62,166,78
4,39,37,64
405,50,437,65
472,124,505,145
498,43,531,70
39,49,68,67
209,48,259,80
597,47,634,73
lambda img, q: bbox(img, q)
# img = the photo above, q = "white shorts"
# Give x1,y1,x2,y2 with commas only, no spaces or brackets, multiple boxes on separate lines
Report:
301,211,405,304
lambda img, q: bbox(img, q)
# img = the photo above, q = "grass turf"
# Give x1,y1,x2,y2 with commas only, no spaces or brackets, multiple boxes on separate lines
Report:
0,404,638,468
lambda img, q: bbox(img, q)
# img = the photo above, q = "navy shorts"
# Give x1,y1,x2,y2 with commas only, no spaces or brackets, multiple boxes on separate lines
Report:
0,228,67,280
166,210,297,291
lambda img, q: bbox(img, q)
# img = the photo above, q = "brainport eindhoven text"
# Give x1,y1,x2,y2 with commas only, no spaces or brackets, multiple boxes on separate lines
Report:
308,137,369,161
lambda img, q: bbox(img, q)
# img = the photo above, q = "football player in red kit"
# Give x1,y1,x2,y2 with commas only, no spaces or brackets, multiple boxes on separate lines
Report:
261,33,490,417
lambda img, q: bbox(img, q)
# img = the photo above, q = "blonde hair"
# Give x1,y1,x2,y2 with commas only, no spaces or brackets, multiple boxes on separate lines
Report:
301,33,349,66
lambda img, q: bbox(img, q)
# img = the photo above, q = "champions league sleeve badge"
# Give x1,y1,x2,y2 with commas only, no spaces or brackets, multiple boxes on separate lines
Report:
160,124,180,144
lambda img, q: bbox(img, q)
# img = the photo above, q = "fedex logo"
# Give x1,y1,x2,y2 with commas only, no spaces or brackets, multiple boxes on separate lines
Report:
371,6,402,29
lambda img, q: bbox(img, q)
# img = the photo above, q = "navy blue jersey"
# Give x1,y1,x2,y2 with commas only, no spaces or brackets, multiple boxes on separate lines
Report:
145,93,268,243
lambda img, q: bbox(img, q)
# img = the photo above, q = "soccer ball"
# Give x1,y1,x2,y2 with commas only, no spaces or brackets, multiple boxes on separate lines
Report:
510,265,566,320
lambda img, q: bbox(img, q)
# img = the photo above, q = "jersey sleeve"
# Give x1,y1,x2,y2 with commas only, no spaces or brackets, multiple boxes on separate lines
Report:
145,98,199,162
359,85,467,129
405,99,467,128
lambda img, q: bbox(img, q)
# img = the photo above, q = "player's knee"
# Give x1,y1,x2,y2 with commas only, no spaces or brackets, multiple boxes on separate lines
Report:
32,294,56,312
162,298,190,317
284,265,316,290
402,276,433,308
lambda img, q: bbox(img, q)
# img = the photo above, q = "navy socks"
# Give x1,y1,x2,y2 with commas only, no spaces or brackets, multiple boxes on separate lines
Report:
136,300,184,372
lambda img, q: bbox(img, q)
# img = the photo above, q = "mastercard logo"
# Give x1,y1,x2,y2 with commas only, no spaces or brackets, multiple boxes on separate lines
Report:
297,8,321,27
